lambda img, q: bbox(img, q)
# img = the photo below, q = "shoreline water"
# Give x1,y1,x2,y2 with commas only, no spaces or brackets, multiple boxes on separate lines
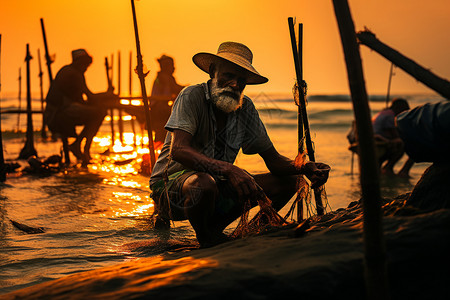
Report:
0,92,445,295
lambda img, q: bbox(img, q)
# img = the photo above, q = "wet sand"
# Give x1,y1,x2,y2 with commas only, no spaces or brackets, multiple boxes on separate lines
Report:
2,195,449,299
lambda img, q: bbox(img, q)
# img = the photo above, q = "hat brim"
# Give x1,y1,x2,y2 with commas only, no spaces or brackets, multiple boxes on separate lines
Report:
193,52,268,85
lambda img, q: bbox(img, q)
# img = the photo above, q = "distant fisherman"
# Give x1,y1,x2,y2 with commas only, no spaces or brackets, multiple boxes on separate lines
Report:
372,98,413,176
150,41,330,247
43,49,117,165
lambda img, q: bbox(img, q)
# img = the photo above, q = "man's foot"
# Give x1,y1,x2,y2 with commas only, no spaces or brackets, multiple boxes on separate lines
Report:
198,232,232,248
69,143,83,160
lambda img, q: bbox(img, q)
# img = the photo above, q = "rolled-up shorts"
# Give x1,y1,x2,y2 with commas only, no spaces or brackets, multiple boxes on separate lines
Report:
150,170,241,221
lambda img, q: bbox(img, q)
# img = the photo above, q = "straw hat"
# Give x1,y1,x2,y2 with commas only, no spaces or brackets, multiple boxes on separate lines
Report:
71,49,92,63
193,42,268,85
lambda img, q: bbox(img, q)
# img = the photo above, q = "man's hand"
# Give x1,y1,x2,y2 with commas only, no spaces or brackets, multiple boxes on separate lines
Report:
301,162,330,189
225,165,264,201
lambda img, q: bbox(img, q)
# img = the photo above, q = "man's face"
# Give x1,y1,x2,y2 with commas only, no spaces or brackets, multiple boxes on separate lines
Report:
210,62,247,113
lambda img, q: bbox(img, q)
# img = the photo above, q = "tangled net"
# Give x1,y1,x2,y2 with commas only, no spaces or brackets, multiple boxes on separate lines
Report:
231,153,331,239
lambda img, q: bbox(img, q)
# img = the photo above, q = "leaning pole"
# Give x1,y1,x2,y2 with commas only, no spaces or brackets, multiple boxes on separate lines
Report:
332,1,389,299
357,30,450,100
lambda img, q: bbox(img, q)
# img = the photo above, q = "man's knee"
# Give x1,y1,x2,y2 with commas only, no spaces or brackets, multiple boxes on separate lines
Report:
182,173,218,206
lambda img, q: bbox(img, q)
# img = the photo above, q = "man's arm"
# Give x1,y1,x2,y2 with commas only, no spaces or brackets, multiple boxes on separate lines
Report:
260,146,330,188
171,129,263,199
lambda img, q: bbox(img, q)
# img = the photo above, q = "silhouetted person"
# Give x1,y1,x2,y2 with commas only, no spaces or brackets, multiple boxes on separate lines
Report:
372,98,413,176
150,55,185,144
44,49,115,164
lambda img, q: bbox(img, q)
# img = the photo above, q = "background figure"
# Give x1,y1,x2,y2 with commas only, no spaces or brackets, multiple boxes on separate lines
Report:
150,55,185,144
44,49,116,164
372,98,413,176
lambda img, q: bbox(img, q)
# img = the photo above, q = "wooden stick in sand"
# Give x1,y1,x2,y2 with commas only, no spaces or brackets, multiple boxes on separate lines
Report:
332,1,389,299
17,67,21,131
288,17,325,216
130,0,156,171
129,51,137,147
37,48,47,139
0,34,6,182
117,51,124,145
105,57,116,146
19,44,38,160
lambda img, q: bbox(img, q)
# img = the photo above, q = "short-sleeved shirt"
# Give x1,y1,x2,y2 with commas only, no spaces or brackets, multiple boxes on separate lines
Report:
149,81,273,186
372,108,396,139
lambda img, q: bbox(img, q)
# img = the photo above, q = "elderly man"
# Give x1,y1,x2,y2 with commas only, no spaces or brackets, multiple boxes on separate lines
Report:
44,49,116,164
150,42,329,247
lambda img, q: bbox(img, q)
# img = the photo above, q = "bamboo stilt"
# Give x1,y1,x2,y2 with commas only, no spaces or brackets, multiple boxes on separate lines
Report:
19,44,38,160
332,1,389,299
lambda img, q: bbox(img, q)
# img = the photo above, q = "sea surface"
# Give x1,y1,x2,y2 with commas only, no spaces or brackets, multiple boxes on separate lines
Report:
0,92,444,294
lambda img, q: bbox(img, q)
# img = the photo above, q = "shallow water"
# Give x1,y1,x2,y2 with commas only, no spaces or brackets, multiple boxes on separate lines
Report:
0,93,442,294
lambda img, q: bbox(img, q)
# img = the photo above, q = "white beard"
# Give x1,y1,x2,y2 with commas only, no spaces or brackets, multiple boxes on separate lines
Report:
210,79,244,113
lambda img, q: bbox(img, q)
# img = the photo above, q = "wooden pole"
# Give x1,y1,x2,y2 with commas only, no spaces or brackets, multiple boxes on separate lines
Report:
17,67,22,131
19,44,37,159
38,48,47,139
332,1,389,299
40,18,53,83
105,57,115,146
0,34,6,182
357,30,450,100
385,63,394,108
117,51,124,145
130,0,156,171
288,17,324,216
129,51,137,147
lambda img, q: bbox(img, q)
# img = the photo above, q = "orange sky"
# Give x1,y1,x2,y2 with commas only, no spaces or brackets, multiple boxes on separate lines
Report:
1,0,449,97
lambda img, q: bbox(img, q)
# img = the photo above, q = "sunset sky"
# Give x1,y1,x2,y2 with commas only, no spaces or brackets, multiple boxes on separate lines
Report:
1,0,449,97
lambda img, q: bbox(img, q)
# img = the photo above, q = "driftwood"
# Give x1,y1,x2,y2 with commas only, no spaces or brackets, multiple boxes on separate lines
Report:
332,1,389,299
357,30,450,100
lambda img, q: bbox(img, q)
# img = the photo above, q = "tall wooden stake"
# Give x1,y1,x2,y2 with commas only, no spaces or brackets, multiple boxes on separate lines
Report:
105,57,115,146
288,17,324,216
332,1,389,299
129,51,137,147
17,67,22,131
40,18,53,83
38,48,47,139
117,51,124,145
0,34,6,182
19,44,37,159
385,62,394,108
130,0,156,171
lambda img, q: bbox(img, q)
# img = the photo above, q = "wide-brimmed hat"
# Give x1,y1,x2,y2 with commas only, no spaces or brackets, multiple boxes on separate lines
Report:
192,42,268,85
71,49,92,63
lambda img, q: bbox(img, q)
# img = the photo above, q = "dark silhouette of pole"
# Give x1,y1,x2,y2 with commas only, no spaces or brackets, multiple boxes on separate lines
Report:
357,30,450,100
117,51,124,145
17,67,22,131
385,63,394,108
288,17,324,216
130,0,156,171
38,48,47,139
105,57,115,146
19,44,38,160
40,18,53,83
129,51,137,147
332,1,389,299
0,34,6,182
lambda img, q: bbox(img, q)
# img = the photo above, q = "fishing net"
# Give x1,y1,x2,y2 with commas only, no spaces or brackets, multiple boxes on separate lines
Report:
230,187,289,239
